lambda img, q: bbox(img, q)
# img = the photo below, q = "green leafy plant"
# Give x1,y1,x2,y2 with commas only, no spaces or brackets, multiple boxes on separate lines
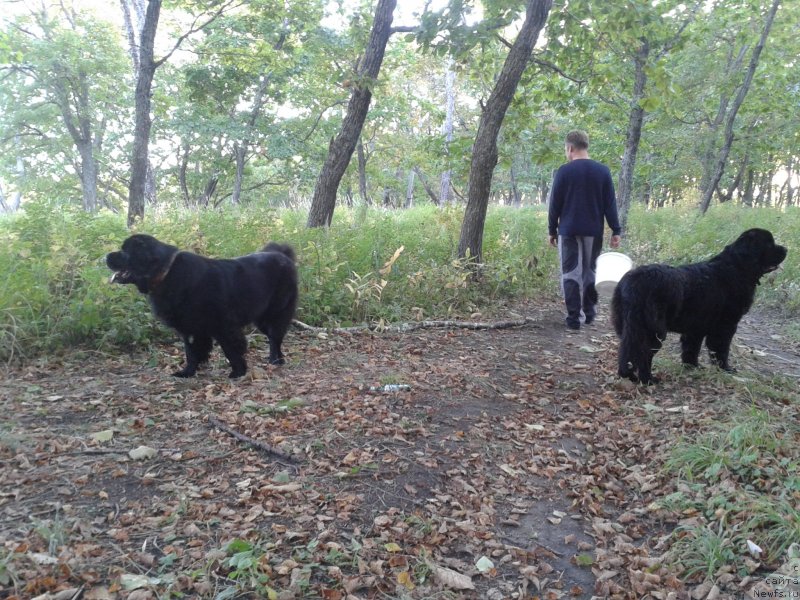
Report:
221,538,277,598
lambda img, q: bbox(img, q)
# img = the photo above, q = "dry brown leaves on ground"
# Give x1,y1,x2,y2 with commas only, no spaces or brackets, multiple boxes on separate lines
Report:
1,299,798,599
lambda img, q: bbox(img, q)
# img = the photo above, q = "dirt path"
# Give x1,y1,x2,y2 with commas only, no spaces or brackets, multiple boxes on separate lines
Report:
1,299,798,599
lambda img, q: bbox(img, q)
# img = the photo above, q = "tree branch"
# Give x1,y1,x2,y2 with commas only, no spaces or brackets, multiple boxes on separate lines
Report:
529,57,586,85
155,0,244,68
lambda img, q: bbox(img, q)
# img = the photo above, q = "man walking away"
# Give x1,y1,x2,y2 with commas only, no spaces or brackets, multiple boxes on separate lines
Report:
548,130,622,330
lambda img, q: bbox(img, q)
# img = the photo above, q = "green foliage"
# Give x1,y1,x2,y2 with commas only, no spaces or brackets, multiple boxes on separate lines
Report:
669,521,738,582
625,203,800,312
664,401,800,577
664,408,791,486
0,201,158,362
220,538,277,598
0,202,555,362
1,202,798,363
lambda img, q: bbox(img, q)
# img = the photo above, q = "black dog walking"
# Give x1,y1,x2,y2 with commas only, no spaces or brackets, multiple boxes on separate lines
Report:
611,229,786,384
107,234,298,378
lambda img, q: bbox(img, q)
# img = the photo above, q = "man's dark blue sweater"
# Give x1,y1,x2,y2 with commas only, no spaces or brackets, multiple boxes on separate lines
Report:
548,158,622,238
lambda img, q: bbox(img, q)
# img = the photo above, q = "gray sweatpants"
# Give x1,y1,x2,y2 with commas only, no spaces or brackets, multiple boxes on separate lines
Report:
558,235,602,327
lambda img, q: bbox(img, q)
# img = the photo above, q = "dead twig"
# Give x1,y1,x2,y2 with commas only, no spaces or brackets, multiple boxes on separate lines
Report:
292,317,535,335
207,415,298,465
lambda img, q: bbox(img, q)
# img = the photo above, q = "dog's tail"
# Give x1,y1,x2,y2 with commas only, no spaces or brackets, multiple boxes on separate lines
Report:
262,242,296,263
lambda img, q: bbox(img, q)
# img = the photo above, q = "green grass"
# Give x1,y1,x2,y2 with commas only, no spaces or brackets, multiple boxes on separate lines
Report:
0,200,557,361
664,408,792,486
663,403,800,581
1,199,798,361
625,203,800,313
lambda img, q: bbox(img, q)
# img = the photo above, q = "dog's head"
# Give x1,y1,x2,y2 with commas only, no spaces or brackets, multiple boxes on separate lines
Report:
726,228,787,278
106,234,179,294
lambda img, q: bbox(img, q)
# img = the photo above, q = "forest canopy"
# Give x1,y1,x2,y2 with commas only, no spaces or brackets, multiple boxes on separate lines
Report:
0,0,798,219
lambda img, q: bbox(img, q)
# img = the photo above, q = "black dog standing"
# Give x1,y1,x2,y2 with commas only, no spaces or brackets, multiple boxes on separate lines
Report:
611,229,787,384
107,234,298,378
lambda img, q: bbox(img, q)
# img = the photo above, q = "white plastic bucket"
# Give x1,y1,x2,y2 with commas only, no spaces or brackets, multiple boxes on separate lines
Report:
595,252,633,297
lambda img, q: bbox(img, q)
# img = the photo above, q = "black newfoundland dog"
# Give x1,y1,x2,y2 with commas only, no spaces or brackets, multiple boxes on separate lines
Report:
107,234,298,378
611,228,786,384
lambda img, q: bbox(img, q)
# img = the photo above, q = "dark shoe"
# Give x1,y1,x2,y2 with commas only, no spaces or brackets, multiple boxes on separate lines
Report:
584,315,595,325
565,320,580,331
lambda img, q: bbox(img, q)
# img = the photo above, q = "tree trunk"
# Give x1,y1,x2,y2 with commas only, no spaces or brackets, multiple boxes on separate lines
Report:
405,169,415,208
616,39,649,232
510,163,521,206
1,136,25,212
699,0,780,214
357,138,370,205
232,61,277,205
413,167,439,205
122,0,158,209
306,0,396,227
457,0,552,262
539,173,550,205
76,140,99,212
742,167,755,207
232,143,246,205
718,150,748,203
179,142,190,207
784,155,795,206
439,59,455,206
127,0,161,226
698,44,747,194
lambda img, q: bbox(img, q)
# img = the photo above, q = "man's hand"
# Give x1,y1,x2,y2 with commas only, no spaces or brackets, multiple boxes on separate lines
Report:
610,234,621,249
549,235,558,247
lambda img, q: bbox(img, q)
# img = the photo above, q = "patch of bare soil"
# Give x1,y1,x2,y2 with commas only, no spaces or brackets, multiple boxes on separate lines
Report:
1,299,798,599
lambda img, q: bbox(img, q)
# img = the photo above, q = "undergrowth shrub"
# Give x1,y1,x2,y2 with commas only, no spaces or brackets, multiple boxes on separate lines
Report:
625,203,799,312
1,199,797,362
0,201,555,361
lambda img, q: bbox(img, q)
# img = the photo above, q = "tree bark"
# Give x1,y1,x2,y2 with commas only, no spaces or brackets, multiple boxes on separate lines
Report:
700,0,780,214
405,169,415,208
413,167,439,204
742,167,755,207
3,136,25,212
698,44,747,195
122,0,158,209
357,137,370,205
232,75,270,206
510,163,521,206
439,59,455,206
616,39,649,232
232,23,284,206
127,0,161,226
306,0,396,227
457,0,553,262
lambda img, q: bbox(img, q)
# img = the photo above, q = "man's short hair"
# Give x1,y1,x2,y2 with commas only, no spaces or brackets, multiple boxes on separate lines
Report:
565,130,589,150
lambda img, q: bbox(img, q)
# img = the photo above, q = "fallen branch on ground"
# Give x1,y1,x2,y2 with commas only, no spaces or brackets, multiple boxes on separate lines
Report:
292,317,536,334
207,415,298,464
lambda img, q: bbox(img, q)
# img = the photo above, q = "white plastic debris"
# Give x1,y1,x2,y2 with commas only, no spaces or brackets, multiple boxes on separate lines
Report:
747,539,763,558
369,384,411,392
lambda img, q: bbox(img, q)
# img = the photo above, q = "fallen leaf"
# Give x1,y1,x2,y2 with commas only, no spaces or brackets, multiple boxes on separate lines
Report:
128,446,157,460
91,429,114,443
430,564,475,590
475,556,495,573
